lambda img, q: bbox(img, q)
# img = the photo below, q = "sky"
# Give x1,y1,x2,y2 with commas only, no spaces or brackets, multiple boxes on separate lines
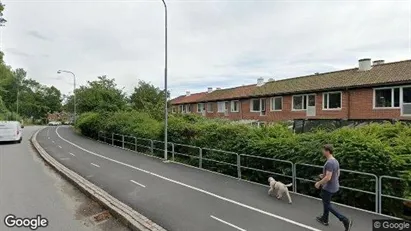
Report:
1,0,411,99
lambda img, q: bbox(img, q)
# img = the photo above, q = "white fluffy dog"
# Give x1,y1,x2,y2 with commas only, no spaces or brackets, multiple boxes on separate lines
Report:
268,177,293,204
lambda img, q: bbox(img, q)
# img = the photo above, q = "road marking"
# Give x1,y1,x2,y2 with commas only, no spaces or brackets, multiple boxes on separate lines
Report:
69,152,76,156
91,163,100,168
210,215,246,231
52,141,55,143
55,127,321,231
58,145,62,149
60,157,70,161
130,180,146,188
47,128,50,137
48,137,50,139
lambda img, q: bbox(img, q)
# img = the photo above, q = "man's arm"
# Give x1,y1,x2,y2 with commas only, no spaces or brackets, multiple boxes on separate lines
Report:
318,170,333,185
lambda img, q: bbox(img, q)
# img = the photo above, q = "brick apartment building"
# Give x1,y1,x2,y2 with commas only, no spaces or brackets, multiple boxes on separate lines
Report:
170,58,411,122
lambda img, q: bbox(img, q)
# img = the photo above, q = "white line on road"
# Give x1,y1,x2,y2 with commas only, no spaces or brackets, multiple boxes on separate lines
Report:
69,152,76,157
210,215,246,231
130,180,146,188
58,146,62,149
90,163,100,168
52,140,55,143
60,157,70,161
55,127,321,231
48,137,50,139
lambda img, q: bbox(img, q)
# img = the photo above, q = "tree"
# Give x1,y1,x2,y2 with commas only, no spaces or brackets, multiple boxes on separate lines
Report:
74,75,127,114
129,80,169,120
0,2,7,26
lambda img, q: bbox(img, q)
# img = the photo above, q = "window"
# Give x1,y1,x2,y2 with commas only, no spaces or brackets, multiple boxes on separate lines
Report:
374,87,400,108
270,97,283,111
250,99,260,112
323,92,342,110
231,101,240,112
172,107,176,113
292,94,315,110
179,105,185,113
207,102,213,112
217,102,225,112
197,103,205,113
404,87,411,104
185,104,191,113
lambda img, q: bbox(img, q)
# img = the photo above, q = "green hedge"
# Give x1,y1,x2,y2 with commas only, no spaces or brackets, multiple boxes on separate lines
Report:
76,111,411,219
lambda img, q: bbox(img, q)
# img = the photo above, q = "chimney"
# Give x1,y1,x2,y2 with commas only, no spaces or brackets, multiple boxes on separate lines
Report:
186,91,190,96
373,60,385,66
257,77,264,86
207,87,213,93
358,58,372,71
268,78,274,82
216,87,221,90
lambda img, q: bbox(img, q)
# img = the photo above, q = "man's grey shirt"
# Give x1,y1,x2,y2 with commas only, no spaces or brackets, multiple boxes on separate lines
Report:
322,158,340,193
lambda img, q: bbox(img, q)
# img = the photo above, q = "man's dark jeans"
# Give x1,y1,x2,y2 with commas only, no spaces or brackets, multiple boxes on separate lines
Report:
321,189,348,223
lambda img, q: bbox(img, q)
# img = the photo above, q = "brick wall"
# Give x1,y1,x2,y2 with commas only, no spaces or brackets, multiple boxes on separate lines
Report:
173,87,411,121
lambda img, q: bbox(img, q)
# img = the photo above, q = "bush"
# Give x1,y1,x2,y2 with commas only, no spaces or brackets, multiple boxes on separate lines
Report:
77,111,411,218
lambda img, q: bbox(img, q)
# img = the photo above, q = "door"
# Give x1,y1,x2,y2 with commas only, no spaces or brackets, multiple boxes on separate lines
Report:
402,87,411,116
306,94,316,117
260,99,266,116
224,101,229,116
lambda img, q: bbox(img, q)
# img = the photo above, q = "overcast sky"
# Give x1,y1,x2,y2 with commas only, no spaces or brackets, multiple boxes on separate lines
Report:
1,0,410,98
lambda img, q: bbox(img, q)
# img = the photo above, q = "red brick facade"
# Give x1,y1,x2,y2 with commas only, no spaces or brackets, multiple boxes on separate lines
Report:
171,87,411,122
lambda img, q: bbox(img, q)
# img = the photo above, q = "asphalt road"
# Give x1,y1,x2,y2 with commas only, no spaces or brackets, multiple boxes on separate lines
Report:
0,126,130,231
37,126,391,231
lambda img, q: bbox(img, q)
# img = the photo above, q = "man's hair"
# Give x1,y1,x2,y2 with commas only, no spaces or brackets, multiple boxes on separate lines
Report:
323,144,333,154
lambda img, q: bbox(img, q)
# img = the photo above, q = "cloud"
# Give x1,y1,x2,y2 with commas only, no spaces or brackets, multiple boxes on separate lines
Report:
5,48,31,57
27,30,51,41
1,0,410,99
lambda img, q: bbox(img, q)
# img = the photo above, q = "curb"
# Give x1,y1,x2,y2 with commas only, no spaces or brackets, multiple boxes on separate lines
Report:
30,128,167,231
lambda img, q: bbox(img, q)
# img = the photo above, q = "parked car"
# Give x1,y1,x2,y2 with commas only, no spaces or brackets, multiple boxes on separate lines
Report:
0,121,23,143
48,121,61,126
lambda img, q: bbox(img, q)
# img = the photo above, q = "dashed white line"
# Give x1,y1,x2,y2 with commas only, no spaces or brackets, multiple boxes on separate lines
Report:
90,163,100,168
52,140,55,143
130,180,146,188
58,145,62,149
210,215,246,231
60,157,70,161
48,137,50,139
55,126,322,231
69,152,76,157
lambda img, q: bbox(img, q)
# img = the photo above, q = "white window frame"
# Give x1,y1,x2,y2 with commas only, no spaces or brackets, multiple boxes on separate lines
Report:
217,101,225,113
400,85,411,116
207,102,213,113
270,96,283,111
179,105,185,113
231,100,240,112
373,87,400,109
250,99,260,112
322,91,342,110
172,107,176,113
292,94,314,111
185,104,191,113
197,103,205,113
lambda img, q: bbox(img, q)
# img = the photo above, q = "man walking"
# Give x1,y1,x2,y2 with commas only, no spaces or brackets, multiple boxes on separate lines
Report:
315,144,353,231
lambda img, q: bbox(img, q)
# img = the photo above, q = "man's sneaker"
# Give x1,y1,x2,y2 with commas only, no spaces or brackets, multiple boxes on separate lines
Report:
316,216,329,226
343,218,353,231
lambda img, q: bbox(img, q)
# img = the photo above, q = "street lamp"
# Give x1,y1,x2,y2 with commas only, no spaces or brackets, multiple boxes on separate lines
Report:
57,70,76,124
161,0,169,162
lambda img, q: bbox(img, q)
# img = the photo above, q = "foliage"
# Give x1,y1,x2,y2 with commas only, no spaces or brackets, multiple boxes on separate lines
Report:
76,111,411,218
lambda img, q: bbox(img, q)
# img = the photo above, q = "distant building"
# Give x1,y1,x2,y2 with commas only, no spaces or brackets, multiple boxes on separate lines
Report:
170,58,411,122
47,111,72,122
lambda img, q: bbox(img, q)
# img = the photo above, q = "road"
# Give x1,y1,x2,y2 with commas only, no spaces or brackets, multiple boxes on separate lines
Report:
0,126,130,231
36,126,390,231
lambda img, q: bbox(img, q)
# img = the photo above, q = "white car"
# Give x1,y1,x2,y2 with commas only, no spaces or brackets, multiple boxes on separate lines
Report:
0,121,23,143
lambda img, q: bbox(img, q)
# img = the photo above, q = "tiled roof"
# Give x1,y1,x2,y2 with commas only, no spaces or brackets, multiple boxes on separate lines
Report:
199,84,257,102
170,59,411,104
252,59,411,96
170,92,207,104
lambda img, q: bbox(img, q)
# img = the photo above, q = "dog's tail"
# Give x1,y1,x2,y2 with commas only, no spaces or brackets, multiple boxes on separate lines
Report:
285,183,293,187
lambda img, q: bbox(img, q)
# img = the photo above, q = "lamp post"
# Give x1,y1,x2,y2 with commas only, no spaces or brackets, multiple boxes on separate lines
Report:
161,0,168,162
57,70,76,124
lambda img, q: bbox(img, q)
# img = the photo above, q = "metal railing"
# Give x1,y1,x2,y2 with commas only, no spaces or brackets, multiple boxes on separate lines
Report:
96,131,410,217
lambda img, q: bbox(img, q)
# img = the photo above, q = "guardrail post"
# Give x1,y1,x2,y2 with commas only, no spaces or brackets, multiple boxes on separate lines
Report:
150,140,154,154
199,148,203,168
237,154,241,179
172,143,175,161
122,135,125,149
293,164,298,193
378,176,382,214
134,137,137,152
375,175,378,213
111,133,114,145
292,163,296,193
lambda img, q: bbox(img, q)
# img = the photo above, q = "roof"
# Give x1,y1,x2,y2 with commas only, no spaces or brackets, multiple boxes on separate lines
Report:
170,92,207,105
199,84,257,102
252,59,411,96
170,59,411,104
